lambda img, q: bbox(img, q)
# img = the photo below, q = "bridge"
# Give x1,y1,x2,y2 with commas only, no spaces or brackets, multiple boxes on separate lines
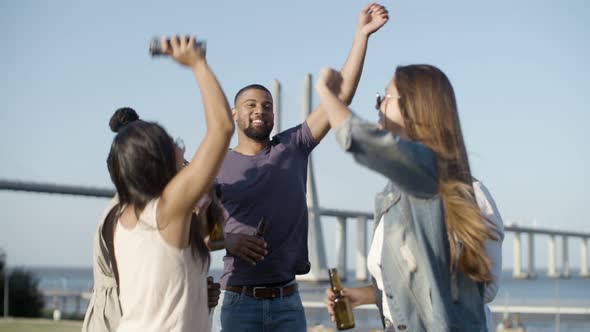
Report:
1,75,589,283
1,76,589,324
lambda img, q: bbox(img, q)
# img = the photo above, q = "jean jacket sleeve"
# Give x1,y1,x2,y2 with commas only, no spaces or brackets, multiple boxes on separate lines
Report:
334,113,438,197
474,181,505,303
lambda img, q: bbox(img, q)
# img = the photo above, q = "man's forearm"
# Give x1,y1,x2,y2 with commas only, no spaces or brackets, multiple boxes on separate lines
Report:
317,86,351,130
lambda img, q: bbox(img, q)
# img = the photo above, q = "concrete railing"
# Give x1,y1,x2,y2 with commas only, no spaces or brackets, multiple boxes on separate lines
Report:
308,212,590,282
507,224,590,279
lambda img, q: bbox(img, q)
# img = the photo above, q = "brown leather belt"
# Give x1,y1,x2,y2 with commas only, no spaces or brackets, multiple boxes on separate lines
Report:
225,283,298,300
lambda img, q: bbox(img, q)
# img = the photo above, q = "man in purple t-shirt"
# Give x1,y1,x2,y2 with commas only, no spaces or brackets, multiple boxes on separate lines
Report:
216,4,390,331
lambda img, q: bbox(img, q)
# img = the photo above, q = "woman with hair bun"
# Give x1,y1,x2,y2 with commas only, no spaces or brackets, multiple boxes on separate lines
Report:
83,35,234,332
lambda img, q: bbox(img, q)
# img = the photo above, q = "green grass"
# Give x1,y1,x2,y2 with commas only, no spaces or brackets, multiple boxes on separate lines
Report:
0,318,82,332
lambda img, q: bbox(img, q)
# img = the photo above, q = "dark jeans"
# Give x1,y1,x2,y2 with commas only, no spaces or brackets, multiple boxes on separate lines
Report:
220,289,306,332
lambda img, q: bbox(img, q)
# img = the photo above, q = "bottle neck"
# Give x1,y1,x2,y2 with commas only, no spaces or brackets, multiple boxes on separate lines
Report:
329,271,343,292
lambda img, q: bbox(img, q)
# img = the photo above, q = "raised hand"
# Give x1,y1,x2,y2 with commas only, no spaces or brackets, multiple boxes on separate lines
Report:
224,232,267,265
358,3,389,36
159,35,205,68
316,67,343,97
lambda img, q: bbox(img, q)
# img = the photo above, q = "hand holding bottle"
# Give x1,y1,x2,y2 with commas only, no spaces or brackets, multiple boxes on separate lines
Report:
224,233,267,265
324,284,377,324
207,276,221,308
326,268,355,330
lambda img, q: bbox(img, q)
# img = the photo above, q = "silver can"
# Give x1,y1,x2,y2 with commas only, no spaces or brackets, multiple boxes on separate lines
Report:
149,37,206,56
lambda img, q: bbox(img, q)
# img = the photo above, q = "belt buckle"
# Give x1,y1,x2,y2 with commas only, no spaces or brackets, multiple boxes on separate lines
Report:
252,286,266,299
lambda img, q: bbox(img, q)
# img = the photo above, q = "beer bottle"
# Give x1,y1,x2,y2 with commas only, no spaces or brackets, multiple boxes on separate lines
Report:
203,198,224,242
255,216,266,238
208,221,224,242
329,268,355,330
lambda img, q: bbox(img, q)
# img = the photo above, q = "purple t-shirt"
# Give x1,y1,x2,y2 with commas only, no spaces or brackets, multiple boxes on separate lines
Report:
215,122,317,287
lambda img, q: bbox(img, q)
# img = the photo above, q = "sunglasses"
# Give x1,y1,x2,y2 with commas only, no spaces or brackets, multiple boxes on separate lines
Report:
375,92,400,110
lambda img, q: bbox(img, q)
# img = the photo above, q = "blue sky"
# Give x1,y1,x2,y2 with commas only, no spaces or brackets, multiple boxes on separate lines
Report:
0,0,589,272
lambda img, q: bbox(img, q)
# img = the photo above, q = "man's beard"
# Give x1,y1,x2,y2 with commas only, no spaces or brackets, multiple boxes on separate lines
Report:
243,125,272,141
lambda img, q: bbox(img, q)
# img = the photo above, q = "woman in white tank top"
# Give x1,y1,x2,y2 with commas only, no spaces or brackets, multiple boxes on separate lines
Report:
105,35,234,332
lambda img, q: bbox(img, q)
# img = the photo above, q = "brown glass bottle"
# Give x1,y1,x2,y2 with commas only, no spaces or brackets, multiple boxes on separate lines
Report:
329,268,355,330
204,199,224,242
255,216,266,237
208,221,224,242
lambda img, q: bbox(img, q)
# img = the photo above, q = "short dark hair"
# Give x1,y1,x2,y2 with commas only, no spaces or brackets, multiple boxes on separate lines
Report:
233,84,271,106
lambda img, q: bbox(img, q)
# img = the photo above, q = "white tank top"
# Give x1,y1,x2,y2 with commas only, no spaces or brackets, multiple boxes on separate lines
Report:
367,217,393,323
114,199,210,332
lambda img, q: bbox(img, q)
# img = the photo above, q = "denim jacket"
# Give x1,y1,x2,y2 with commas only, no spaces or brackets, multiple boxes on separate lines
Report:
335,113,486,332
